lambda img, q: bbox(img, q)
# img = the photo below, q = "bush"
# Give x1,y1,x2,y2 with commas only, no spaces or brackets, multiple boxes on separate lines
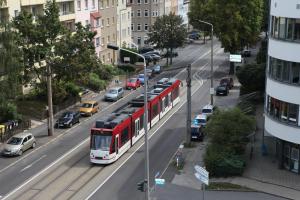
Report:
88,73,106,91
0,101,20,122
64,82,80,97
204,145,246,177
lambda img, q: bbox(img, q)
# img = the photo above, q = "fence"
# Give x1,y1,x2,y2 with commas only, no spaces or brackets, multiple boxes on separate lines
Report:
0,119,31,143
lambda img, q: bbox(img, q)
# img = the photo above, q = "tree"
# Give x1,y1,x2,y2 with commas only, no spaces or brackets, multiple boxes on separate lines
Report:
188,0,211,43
188,0,263,53
205,108,255,154
236,63,265,94
147,13,186,64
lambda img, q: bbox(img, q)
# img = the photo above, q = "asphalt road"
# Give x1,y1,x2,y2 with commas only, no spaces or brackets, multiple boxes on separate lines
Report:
0,40,220,199
88,43,227,200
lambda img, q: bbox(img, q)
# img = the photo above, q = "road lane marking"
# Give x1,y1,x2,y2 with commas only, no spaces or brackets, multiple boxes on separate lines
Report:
84,50,222,200
2,139,89,200
0,89,135,175
2,45,223,199
20,155,47,173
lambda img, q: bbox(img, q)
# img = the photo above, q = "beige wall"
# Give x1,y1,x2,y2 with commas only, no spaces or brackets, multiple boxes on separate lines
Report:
98,0,117,64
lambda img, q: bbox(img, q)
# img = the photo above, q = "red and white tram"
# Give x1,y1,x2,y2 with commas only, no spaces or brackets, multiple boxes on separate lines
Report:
90,78,181,164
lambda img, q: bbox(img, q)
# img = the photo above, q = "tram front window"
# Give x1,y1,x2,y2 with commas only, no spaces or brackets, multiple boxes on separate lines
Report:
91,134,112,151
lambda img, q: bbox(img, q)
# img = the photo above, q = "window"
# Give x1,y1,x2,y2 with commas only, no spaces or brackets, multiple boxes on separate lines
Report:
101,37,105,46
85,0,88,9
112,17,115,24
144,23,148,31
131,23,134,31
96,37,100,47
131,11,134,17
137,10,141,17
137,24,141,31
85,20,89,26
137,37,141,45
291,63,300,84
106,0,109,7
139,114,144,130
144,9,149,17
282,61,290,82
279,18,286,39
96,18,100,27
92,0,95,8
287,18,294,40
145,0,148,3
121,127,129,145
137,0,141,4
99,0,104,8
294,19,300,41
14,10,19,17
267,96,299,126
107,18,110,26
77,0,81,10
152,103,159,118
128,12,130,19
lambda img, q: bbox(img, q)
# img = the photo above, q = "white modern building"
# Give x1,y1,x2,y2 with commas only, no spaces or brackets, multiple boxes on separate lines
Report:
265,0,300,173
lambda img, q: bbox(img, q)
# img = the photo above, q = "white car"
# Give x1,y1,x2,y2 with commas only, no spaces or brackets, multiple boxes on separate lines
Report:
201,104,215,116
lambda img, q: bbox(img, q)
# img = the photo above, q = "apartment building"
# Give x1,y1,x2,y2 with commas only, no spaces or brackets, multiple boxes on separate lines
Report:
0,1,21,23
98,0,117,64
178,0,188,27
75,0,102,56
265,0,300,173
116,0,131,48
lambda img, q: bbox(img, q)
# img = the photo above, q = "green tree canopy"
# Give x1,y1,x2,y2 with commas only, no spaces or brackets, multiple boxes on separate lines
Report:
188,0,263,53
147,13,186,64
205,108,255,154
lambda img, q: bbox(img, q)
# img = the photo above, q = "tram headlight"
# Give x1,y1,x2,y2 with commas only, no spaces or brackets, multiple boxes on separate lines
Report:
90,153,95,159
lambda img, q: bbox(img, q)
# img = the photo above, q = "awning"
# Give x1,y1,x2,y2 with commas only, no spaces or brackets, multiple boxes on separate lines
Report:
91,12,101,19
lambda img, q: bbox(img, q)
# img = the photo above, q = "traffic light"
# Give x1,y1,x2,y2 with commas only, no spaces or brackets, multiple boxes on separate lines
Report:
137,180,145,192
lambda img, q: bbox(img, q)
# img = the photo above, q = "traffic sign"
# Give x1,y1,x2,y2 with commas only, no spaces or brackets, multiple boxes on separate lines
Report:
155,178,165,185
194,165,209,185
229,54,242,62
195,172,209,185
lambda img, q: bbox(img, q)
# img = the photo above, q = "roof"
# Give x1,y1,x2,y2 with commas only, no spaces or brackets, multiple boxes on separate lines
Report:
195,114,207,120
13,131,33,138
202,104,213,110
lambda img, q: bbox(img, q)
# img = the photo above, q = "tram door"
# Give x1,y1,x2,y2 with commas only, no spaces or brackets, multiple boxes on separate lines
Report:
115,135,119,155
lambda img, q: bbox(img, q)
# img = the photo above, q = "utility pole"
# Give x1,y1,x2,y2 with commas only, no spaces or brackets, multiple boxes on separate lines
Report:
186,64,192,146
46,64,54,136
210,25,214,105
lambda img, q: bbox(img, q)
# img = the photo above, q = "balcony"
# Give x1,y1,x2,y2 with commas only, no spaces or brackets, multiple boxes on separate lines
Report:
20,0,45,6
59,11,75,22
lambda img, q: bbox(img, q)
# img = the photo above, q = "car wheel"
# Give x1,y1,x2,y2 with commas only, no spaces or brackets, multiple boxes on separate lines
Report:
32,142,36,149
69,122,73,128
18,150,23,156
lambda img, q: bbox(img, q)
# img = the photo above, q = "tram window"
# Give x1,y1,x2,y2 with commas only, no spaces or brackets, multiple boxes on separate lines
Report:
111,137,115,153
172,87,179,100
164,96,169,108
139,115,144,130
153,103,158,117
121,127,129,145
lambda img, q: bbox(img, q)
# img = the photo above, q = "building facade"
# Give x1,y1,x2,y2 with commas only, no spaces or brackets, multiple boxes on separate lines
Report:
116,0,132,48
75,0,102,56
265,0,300,173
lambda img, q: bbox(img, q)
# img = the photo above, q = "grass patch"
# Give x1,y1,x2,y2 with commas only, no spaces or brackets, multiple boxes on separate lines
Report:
16,100,47,120
206,182,253,191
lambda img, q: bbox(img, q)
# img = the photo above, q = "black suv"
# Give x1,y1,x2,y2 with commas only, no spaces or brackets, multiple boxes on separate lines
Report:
56,111,80,128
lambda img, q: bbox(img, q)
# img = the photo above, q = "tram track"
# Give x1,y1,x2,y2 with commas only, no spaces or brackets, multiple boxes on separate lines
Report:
2,42,224,200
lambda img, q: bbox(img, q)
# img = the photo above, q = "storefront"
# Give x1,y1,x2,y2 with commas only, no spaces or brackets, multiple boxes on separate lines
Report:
277,139,300,173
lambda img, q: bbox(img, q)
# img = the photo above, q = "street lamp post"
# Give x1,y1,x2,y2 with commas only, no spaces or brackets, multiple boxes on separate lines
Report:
198,20,214,105
107,43,150,200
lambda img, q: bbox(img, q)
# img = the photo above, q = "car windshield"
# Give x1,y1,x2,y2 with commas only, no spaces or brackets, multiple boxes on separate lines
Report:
202,109,212,114
218,86,226,90
62,112,72,118
129,78,137,83
91,134,112,151
81,103,93,108
7,137,23,145
138,74,144,78
108,89,117,94
194,119,206,124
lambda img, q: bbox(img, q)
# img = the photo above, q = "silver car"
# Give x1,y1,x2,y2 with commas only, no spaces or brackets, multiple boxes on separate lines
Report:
2,132,36,156
104,87,124,101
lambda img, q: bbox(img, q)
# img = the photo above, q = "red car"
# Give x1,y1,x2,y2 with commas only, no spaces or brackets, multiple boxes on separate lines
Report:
126,78,141,90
